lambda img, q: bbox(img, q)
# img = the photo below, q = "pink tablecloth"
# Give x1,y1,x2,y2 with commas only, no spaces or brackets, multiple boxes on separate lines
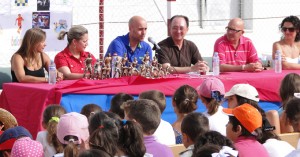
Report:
0,70,298,138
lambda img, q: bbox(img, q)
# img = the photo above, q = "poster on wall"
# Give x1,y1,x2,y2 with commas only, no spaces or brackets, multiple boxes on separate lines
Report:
15,0,28,6
37,0,50,11
53,19,68,33
16,14,24,33
32,12,50,29
0,0,72,67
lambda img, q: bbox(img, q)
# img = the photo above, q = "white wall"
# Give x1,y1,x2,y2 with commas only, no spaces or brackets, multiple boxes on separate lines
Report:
1,0,300,67
101,0,300,58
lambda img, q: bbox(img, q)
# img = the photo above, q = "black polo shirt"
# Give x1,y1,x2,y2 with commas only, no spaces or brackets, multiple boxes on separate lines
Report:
157,37,203,67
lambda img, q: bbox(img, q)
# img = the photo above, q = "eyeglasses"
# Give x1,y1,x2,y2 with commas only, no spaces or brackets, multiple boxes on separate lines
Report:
281,27,296,32
225,27,242,33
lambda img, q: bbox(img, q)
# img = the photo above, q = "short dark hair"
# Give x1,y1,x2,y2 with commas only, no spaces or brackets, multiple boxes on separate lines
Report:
139,90,166,113
110,93,134,119
122,99,161,135
285,97,300,123
80,104,102,120
170,15,189,28
181,112,209,142
79,149,112,157
229,116,263,139
192,144,221,157
193,131,235,150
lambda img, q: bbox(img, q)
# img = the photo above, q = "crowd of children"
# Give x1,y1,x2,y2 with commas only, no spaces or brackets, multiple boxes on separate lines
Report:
0,73,300,157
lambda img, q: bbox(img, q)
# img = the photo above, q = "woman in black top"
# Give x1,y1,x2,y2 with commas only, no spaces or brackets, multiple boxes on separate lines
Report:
11,28,63,82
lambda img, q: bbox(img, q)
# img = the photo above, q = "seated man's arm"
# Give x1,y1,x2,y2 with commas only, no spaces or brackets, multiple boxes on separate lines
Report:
220,64,244,72
246,41,263,71
163,62,208,74
220,62,262,72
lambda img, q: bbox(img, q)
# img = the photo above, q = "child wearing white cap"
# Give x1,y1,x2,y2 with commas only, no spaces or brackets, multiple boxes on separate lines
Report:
224,83,277,133
225,83,294,157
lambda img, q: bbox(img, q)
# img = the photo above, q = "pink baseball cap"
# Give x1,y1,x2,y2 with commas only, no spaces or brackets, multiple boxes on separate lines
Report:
11,137,43,157
197,77,225,98
57,112,89,145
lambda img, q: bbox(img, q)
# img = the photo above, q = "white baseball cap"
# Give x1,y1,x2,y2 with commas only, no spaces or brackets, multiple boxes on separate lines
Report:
225,84,259,102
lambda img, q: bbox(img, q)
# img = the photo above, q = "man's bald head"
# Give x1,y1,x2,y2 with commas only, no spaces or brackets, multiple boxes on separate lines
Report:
228,18,244,31
128,16,147,42
129,16,146,28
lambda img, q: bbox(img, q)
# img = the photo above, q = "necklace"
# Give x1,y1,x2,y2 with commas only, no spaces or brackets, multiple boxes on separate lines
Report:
28,54,40,67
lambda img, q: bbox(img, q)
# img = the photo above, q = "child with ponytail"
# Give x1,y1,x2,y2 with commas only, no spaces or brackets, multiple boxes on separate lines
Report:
89,111,148,157
36,105,66,157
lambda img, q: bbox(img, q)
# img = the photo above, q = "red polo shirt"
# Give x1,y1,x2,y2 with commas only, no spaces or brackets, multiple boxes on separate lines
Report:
54,47,96,73
214,35,259,65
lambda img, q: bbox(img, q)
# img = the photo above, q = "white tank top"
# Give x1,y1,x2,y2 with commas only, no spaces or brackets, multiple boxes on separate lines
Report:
285,57,299,64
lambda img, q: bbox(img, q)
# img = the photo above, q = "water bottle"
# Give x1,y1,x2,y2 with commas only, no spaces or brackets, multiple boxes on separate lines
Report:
111,53,118,78
274,50,282,73
212,52,220,76
48,60,56,84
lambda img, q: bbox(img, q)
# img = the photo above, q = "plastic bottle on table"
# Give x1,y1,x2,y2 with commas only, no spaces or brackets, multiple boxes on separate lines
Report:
274,50,282,73
212,52,220,76
48,60,56,84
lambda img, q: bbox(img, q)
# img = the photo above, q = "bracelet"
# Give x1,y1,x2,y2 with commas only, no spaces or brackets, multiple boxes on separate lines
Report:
242,65,245,71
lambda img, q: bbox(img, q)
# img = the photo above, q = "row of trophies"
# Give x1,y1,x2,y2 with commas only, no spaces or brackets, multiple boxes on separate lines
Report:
83,53,171,80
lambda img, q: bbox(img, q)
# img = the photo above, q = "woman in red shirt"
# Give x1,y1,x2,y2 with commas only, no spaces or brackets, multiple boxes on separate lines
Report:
55,25,96,80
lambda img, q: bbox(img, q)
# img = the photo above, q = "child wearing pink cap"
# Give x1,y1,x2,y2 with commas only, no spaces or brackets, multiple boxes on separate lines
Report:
54,112,89,157
197,77,228,136
0,126,32,157
11,137,43,157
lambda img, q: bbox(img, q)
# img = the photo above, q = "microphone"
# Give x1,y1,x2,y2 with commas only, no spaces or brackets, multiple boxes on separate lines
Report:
148,37,161,50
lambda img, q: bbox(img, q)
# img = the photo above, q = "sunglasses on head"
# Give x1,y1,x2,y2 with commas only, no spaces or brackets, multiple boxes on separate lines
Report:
281,27,296,32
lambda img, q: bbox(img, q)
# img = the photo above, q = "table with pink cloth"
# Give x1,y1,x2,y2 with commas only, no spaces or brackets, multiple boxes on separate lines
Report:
0,70,298,138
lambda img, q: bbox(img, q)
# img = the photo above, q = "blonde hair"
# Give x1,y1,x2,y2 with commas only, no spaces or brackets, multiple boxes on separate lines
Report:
57,25,88,45
43,105,66,153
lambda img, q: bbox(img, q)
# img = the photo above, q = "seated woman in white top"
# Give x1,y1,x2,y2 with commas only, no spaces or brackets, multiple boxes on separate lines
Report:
272,15,300,70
